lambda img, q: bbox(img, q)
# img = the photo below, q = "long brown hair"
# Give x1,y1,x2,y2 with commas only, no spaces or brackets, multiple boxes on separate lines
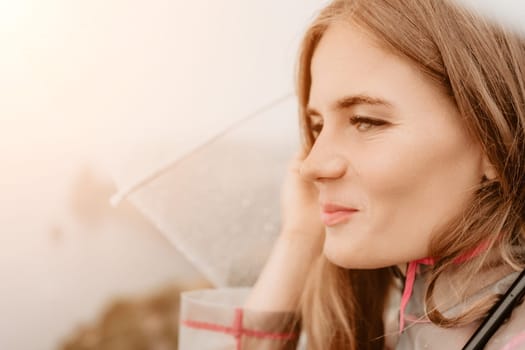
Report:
296,1,525,349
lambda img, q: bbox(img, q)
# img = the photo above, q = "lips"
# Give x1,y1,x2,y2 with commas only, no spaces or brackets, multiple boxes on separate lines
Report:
320,203,358,226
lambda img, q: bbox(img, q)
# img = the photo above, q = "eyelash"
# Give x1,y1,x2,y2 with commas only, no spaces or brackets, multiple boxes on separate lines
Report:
310,116,386,136
350,116,387,131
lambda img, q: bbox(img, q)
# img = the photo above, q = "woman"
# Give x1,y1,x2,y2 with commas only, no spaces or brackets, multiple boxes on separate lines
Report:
179,0,525,348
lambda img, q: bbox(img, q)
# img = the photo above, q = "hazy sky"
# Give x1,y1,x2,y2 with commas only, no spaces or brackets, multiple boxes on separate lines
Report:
1,0,324,165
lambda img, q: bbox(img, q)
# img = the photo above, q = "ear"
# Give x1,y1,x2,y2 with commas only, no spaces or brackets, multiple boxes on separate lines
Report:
481,154,497,181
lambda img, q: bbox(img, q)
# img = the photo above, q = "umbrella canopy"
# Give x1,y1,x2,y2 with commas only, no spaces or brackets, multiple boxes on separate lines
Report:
111,97,300,287
106,0,324,288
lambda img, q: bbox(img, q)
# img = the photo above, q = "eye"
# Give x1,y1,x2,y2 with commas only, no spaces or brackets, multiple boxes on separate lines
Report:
309,118,323,138
349,116,387,132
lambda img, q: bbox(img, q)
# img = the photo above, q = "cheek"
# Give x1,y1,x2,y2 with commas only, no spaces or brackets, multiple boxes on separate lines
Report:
351,130,481,240
354,127,479,197
351,137,422,198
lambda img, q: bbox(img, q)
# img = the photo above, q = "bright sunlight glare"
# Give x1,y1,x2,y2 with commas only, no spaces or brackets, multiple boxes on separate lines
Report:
0,0,29,33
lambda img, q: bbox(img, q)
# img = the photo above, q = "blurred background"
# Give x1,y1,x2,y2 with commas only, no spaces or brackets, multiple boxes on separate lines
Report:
0,0,326,349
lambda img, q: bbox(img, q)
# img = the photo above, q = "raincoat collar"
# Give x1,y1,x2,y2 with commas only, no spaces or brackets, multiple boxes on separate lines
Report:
399,243,490,332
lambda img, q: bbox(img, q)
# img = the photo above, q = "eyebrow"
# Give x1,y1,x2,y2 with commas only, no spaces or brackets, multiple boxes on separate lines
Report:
306,94,394,117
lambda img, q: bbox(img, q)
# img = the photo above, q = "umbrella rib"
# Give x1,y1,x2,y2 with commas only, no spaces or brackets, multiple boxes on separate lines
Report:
111,92,294,206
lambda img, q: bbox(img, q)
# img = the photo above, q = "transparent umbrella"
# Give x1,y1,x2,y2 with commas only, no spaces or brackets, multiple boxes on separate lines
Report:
110,95,299,287
104,0,323,288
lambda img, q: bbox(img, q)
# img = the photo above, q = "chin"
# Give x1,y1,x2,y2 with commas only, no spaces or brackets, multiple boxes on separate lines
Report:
323,239,364,269
322,238,391,269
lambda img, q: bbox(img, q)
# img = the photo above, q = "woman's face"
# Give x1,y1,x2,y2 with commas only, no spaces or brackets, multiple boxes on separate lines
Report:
302,22,489,269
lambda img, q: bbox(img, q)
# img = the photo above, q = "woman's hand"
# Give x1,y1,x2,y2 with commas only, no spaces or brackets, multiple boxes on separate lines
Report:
243,149,325,312
280,149,325,244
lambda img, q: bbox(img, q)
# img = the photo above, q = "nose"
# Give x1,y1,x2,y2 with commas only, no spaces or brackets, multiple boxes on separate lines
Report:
299,137,348,182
